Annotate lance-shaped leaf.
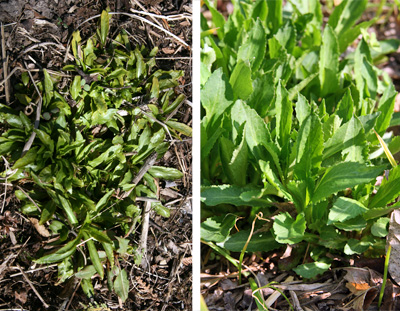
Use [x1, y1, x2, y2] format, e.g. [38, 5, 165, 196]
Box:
[319, 24, 339, 96]
[201, 184, 272, 207]
[99, 10, 109, 46]
[237, 19, 266, 72]
[35, 235, 81, 264]
[219, 131, 248, 187]
[328, 0, 367, 42]
[354, 39, 377, 101]
[201, 68, 234, 130]
[369, 165, 400, 208]
[229, 59, 253, 100]
[231, 100, 282, 176]
[275, 81, 292, 160]
[114, 268, 129, 302]
[375, 83, 397, 137]
[294, 113, 323, 181]
[83, 232, 104, 279]
[323, 116, 368, 163]
[311, 162, 384, 203]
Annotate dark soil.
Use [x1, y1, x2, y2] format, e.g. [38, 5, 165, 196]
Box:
[0, 0, 192, 310]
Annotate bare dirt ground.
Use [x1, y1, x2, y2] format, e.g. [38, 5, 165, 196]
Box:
[0, 1, 192, 310]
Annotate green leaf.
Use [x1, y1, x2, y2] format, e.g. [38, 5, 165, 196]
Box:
[150, 76, 159, 99]
[86, 225, 113, 244]
[114, 268, 129, 302]
[319, 24, 339, 96]
[364, 206, 395, 220]
[294, 261, 331, 279]
[34, 128, 54, 153]
[324, 116, 367, 163]
[219, 132, 248, 187]
[81, 279, 94, 298]
[288, 73, 318, 101]
[273, 212, 306, 244]
[371, 217, 390, 237]
[336, 89, 354, 123]
[333, 216, 367, 231]
[328, 0, 367, 41]
[83, 232, 104, 279]
[88, 145, 122, 168]
[201, 68, 234, 130]
[221, 230, 280, 252]
[237, 19, 266, 72]
[266, 0, 282, 33]
[201, 215, 237, 243]
[148, 166, 183, 180]
[57, 257, 74, 284]
[275, 21, 296, 54]
[166, 120, 192, 137]
[229, 59, 253, 100]
[101, 241, 115, 267]
[134, 48, 145, 79]
[327, 197, 367, 225]
[90, 89, 108, 113]
[294, 113, 323, 181]
[354, 39, 377, 101]
[43, 69, 54, 105]
[75, 265, 97, 279]
[275, 81, 292, 157]
[369, 165, 400, 208]
[203, 0, 225, 40]
[231, 101, 282, 177]
[152, 202, 170, 218]
[311, 162, 384, 203]
[247, 73, 274, 117]
[100, 10, 110, 46]
[70, 75, 81, 100]
[344, 238, 371, 255]
[201, 184, 271, 207]
[375, 83, 397, 136]
[259, 160, 292, 201]
[35, 235, 81, 264]
[95, 189, 114, 212]
[39, 201, 56, 225]
[12, 146, 39, 169]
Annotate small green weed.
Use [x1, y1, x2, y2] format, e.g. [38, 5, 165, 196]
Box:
[201, 0, 399, 285]
[0, 11, 190, 301]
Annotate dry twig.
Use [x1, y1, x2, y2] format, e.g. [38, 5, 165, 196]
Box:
[1, 23, 9, 103]
[16, 263, 49, 309]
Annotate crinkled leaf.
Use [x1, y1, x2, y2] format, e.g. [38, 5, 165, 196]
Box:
[273, 212, 306, 244]
[201, 215, 237, 243]
[344, 238, 372, 255]
[328, 197, 368, 225]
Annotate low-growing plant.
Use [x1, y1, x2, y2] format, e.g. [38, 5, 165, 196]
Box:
[0, 11, 190, 300]
[201, 0, 400, 280]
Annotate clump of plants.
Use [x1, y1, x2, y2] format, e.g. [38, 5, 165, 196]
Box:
[201, 0, 400, 280]
[0, 11, 190, 301]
